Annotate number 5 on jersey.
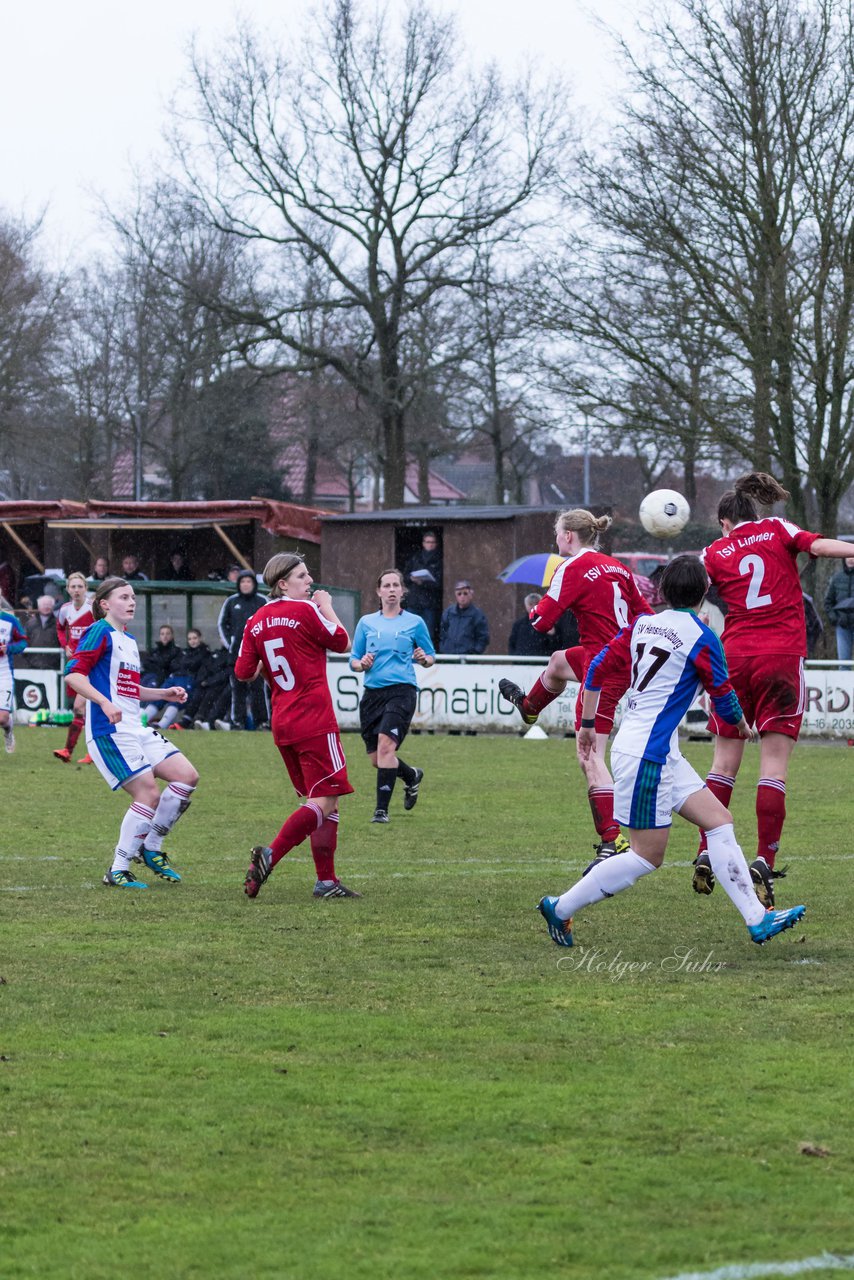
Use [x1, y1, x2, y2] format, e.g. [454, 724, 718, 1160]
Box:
[264, 637, 296, 690]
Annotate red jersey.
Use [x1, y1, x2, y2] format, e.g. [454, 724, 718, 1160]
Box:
[531, 549, 653, 658]
[701, 517, 820, 658]
[56, 599, 95, 653]
[234, 597, 349, 746]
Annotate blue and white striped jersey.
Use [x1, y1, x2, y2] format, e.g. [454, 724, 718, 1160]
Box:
[586, 608, 743, 763]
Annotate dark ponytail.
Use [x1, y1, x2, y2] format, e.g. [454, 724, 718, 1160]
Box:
[717, 472, 789, 525]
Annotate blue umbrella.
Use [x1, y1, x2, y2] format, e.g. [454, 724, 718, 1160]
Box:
[498, 553, 566, 588]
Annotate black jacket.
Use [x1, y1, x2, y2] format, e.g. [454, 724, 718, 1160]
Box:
[405, 548, 443, 612]
[143, 640, 181, 685]
[824, 564, 854, 629]
[217, 587, 267, 655]
[508, 615, 553, 657]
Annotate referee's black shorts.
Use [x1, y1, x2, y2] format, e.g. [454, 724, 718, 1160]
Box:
[359, 682, 418, 753]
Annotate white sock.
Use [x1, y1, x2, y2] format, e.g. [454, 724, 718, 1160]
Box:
[705, 823, 765, 926]
[158, 704, 180, 729]
[112, 801, 155, 872]
[145, 782, 195, 852]
[556, 850, 656, 920]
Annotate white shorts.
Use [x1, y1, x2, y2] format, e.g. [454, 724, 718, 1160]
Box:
[88, 724, 180, 790]
[611, 748, 704, 830]
[0, 674, 13, 714]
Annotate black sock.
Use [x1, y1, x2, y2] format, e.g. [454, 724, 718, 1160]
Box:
[396, 758, 416, 785]
[376, 768, 397, 811]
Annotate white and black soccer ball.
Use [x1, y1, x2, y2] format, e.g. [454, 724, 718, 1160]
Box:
[639, 489, 691, 539]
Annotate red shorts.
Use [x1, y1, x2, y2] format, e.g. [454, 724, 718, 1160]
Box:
[708, 653, 805, 740]
[277, 731, 354, 798]
[569, 645, 630, 735]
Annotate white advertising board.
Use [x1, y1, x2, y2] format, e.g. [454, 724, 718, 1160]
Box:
[327, 657, 854, 739]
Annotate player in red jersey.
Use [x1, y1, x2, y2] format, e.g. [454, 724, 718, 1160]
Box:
[500, 508, 654, 867]
[693, 472, 854, 906]
[236, 552, 360, 901]
[54, 572, 96, 764]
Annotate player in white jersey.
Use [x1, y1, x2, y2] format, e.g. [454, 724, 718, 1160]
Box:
[0, 592, 28, 754]
[66, 577, 200, 889]
[535, 557, 806, 950]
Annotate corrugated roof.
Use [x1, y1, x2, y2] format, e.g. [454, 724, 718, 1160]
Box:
[321, 504, 554, 522]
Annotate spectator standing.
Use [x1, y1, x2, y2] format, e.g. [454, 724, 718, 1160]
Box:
[823, 555, 854, 660]
[121, 554, 149, 581]
[439, 581, 489, 655]
[24, 596, 61, 669]
[508, 593, 553, 657]
[404, 531, 443, 643]
[90, 557, 110, 583]
[162, 548, 194, 581]
[217, 569, 268, 728]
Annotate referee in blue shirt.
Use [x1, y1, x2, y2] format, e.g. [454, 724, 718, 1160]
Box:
[350, 568, 436, 822]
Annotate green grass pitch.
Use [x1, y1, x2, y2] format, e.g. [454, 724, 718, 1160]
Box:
[1, 727, 853, 1279]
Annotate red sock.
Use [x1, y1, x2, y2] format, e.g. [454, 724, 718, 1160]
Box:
[524, 675, 561, 717]
[270, 802, 324, 868]
[588, 787, 619, 842]
[756, 778, 786, 868]
[696, 773, 735, 854]
[310, 812, 339, 882]
[66, 716, 84, 752]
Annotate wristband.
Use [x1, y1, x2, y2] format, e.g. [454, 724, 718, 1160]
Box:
[580, 717, 596, 729]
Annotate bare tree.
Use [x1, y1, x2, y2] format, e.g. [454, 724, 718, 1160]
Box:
[0, 212, 65, 496]
[107, 182, 268, 499]
[459, 246, 555, 503]
[171, 0, 567, 506]
[541, 0, 854, 532]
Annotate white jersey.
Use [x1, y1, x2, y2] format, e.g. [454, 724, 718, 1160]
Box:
[586, 608, 742, 763]
[65, 619, 143, 736]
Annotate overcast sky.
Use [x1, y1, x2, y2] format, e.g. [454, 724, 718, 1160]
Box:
[1, 0, 634, 263]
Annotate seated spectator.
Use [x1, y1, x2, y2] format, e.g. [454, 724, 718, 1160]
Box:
[21, 595, 61, 669]
[142, 624, 181, 686]
[89, 556, 110, 582]
[162, 548, 194, 581]
[439, 581, 490, 655]
[177, 646, 234, 730]
[120, 554, 149, 581]
[508, 593, 554, 657]
[147, 628, 213, 729]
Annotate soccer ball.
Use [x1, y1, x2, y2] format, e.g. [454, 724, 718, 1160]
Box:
[639, 489, 691, 539]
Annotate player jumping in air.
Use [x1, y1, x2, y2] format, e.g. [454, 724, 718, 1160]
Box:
[536, 555, 806, 950]
[693, 472, 854, 906]
[65, 577, 199, 888]
[500, 508, 653, 871]
[236, 553, 360, 900]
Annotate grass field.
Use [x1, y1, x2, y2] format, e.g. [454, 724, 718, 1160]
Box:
[1, 726, 853, 1280]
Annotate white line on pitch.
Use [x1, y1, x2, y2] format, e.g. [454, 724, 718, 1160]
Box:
[658, 1250, 854, 1280]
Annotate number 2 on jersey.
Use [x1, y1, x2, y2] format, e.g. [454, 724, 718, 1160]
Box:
[739, 554, 772, 609]
[264, 637, 296, 690]
[631, 643, 670, 692]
